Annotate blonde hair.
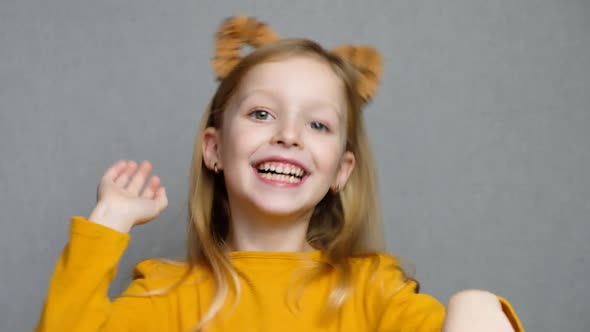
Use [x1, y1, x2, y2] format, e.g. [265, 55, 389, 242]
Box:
[145, 38, 403, 331]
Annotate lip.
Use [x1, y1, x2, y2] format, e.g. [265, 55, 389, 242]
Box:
[251, 156, 310, 187]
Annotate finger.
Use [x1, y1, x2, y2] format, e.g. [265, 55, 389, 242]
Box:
[127, 161, 152, 195]
[114, 161, 138, 186]
[140, 175, 160, 199]
[154, 187, 168, 210]
[102, 160, 128, 182]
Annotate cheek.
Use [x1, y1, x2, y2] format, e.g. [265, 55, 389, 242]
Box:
[310, 138, 345, 170]
[220, 122, 267, 161]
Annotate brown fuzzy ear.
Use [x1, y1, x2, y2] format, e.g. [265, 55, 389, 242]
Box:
[213, 16, 279, 80]
[331, 46, 383, 103]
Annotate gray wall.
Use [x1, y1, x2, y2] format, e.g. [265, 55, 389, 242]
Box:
[1, 1, 588, 331]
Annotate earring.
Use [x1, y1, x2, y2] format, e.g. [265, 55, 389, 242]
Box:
[213, 162, 219, 174]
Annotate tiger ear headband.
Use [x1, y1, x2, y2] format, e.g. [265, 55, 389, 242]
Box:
[212, 16, 383, 104]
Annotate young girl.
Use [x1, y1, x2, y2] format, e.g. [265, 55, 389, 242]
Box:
[35, 16, 523, 332]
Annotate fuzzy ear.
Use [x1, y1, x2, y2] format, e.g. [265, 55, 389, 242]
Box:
[213, 16, 279, 80]
[331, 45, 383, 103]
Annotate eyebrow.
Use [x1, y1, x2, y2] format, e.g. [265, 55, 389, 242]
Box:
[236, 88, 344, 119]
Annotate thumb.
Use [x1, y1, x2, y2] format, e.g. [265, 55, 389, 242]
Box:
[154, 187, 168, 211]
[139, 187, 168, 218]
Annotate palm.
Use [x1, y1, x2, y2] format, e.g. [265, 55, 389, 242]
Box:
[96, 160, 168, 226]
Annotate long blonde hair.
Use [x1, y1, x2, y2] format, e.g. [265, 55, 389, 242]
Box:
[168, 38, 389, 331]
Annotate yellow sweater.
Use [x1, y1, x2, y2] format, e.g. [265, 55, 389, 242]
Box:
[35, 216, 523, 332]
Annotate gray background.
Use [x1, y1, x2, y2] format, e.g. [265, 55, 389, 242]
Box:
[1, 0, 589, 331]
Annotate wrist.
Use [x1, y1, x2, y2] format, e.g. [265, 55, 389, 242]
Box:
[88, 202, 133, 234]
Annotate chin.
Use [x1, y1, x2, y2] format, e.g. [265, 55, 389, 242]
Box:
[255, 204, 306, 217]
[249, 199, 311, 218]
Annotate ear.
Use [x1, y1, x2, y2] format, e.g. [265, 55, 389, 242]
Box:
[332, 151, 356, 192]
[202, 127, 222, 170]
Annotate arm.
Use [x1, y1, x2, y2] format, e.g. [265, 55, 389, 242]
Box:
[34, 216, 158, 332]
[36, 160, 169, 331]
[370, 255, 523, 332]
[377, 285, 523, 332]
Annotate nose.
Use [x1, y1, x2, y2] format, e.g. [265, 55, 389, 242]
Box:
[271, 117, 303, 149]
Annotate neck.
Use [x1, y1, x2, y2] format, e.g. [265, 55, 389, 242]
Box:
[226, 200, 315, 252]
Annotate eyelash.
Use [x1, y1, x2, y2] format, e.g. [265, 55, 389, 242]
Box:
[310, 121, 330, 132]
[247, 108, 331, 132]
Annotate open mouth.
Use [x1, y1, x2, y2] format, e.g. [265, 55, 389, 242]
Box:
[254, 161, 307, 184]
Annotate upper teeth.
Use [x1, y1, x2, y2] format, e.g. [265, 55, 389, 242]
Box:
[257, 162, 304, 177]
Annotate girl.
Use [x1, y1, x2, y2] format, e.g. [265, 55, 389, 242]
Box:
[35, 16, 523, 332]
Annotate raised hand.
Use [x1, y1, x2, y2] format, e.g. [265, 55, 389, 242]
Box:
[88, 160, 168, 233]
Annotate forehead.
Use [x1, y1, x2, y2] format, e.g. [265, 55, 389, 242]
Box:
[234, 56, 346, 112]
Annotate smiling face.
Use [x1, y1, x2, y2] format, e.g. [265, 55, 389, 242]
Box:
[203, 55, 355, 220]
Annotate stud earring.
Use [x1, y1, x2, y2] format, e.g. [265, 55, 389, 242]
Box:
[213, 162, 219, 174]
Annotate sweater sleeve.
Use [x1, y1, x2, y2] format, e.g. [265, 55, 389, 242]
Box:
[34, 216, 160, 332]
[375, 279, 446, 332]
[366, 255, 445, 331]
[498, 296, 525, 332]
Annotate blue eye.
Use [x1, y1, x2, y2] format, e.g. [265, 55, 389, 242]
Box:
[249, 109, 273, 120]
[310, 121, 329, 132]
